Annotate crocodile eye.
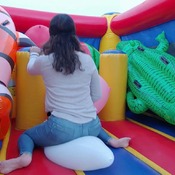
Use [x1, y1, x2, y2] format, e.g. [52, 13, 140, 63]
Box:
[137, 46, 144, 51]
[160, 56, 169, 65]
[134, 80, 142, 89]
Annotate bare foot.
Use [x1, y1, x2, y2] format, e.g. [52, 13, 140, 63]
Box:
[108, 137, 131, 148]
[0, 153, 32, 174]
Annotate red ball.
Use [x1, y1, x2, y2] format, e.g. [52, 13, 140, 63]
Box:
[25, 25, 49, 48]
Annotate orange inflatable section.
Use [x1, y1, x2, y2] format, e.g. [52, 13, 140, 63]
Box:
[0, 6, 17, 139]
[0, 95, 12, 139]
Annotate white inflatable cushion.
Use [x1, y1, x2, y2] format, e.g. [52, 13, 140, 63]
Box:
[44, 136, 114, 171]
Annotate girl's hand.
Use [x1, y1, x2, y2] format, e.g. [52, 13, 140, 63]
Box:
[30, 46, 42, 54]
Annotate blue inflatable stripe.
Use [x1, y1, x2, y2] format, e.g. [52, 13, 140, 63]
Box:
[103, 50, 125, 54]
[84, 148, 160, 175]
[126, 111, 175, 137]
[121, 20, 175, 48]
[79, 37, 101, 51]
[0, 140, 2, 149]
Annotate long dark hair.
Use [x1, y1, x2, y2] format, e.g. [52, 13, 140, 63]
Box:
[42, 14, 84, 75]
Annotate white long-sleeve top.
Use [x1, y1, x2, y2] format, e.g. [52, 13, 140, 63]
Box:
[27, 51, 102, 124]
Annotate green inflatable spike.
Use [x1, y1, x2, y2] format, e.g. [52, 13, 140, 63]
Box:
[116, 31, 175, 125]
[85, 43, 100, 70]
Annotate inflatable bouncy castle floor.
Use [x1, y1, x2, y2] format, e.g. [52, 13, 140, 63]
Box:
[0, 0, 175, 174]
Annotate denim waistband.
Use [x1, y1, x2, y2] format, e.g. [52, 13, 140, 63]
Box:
[49, 114, 99, 126]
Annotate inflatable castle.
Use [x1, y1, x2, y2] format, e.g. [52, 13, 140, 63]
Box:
[0, 0, 175, 174]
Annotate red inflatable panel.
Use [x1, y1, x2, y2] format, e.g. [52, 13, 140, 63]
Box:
[102, 120, 175, 174]
[111, 0, 175, 35]
[2, 6, 107, 38]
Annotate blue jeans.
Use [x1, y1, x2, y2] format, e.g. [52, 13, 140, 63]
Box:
[18, 115, 111, 155]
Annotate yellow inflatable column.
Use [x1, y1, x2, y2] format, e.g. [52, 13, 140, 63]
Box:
[99, 14, 121, 53]
[98, 51, 128, 121]
[15, 51, 47, 130]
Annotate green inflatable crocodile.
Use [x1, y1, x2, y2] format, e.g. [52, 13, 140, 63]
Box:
[116, 31, 175, 125]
